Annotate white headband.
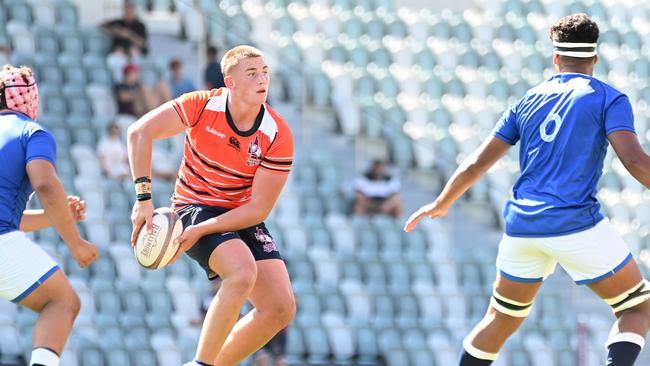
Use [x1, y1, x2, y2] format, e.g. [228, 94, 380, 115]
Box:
[553, 41, 597, 58]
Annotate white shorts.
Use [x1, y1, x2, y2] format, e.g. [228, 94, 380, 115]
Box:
[496, 218, 632, 285]
[0, 231, 59, 302]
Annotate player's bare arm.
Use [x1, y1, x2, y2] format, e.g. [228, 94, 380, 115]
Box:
[171, 169, 289, 262]
[20, 196, 86, 232]
[404, 135, 511, 232]
[26, 160, 98, 267]
[609, 130, 650, 188]
[127, 102, 186, 244]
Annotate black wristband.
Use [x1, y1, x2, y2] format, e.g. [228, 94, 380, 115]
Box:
[134, 176, 151, 184]
[136, 193, 152, 201]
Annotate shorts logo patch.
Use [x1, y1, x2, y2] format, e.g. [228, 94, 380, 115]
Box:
[255, 227, 277, 253]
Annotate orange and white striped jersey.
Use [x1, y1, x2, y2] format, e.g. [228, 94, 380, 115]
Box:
[170, 88, 293, 209]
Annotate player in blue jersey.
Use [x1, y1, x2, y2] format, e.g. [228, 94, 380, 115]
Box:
[0, 65, 98, 366]
[405, 14, 650, 366]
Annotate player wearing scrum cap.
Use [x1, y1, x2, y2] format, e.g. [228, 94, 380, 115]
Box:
[405, 14, 650, 366]
[128, 45, 295, 366]
[0, 64, 98, 366]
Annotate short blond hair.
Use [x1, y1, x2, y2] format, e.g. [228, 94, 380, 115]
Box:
[220, 45, 264, 76]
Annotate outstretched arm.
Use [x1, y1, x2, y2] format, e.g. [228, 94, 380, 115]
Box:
[404, 136, 512, 232]
[26, 161, 98, 267]
[609, 130, 650, 188]
[20, 196, 86, 232]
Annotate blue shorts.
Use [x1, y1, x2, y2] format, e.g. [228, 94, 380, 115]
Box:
[176, 204, 282, 280]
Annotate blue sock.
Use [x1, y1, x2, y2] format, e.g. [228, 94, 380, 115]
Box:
[606, 342, 642, 366]
[458, 350, 494, 366]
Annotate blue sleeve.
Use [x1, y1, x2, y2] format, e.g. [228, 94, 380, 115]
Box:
[492, 101, 520, 145]
[605, 94, 635, 135]
[25, 130, 57, 166]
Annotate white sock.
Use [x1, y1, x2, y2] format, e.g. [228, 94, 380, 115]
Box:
[30, 347, 60, 366]
[182, 360, 213, 366]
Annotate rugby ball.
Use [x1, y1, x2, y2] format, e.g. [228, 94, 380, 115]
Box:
[134, 207, 183, 269]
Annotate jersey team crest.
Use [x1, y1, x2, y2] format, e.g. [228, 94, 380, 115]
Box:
[246, 135, 262, 166]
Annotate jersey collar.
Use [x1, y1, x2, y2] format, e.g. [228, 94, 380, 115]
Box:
[225, 98, 265, 137]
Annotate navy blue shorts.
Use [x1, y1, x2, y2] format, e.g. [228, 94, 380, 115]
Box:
[176, 204, 282, 280]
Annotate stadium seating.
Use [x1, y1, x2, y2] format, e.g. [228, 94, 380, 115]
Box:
[4, 0, 650, 364]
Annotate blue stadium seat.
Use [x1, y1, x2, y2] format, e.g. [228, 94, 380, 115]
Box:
[96, 290, 121, 315]
[385, 17, 408, 37]
[326, 43, 348, 64]
[364, 259, 386, 288]
[328, 323, 355, 363]
[103, 348, 131, 366]
[79, 347, 105, 366]
[453, 19, 474, 44]
[123, 326, 150, 350]
[295, 292, 321, 327]
[122, 289, 148, 314]
[509, 348, 532, 366]
[274, 13, 296, 37]
[365, 18, 385, 40]
[284, 326, 305, 364]
[151, 0, 174, 12]
[6, 1, 33, 24]
[90, 255, 117, 281]
[39, 66, 65, 86]
[55, 0, 79, 28]
[58, 29, 85, 55]
[378, 327, 403, 356]
[0, 5, 7, 24]
[387, 263, 411, 295]
[83, 27, 111, 55]
[411, 348, 436, 366]
[430, 17, 452, 39]
[130, 348, 157, 366]
[322, 290, 347, 316]
[340, 260, 363, 283]
[146, 290, 174, 316]
[304, 326, 331, 364]
[395, 295, 419, 328]
[34, 27, 59, 55]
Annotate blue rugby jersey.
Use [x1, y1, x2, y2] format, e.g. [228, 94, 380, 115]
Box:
[493, 73, 635, 237]
[0, 112, 56, 234]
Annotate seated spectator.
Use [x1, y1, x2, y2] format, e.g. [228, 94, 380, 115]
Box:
[102, 0, 148, 82]
[169, 58, 196, 98]
[353, 159, 404, 218]
[115, 63, 171, 117]
[97, 123, 130, 181]
[115, 63, 147, 117]
[204, 45, 225, 90]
